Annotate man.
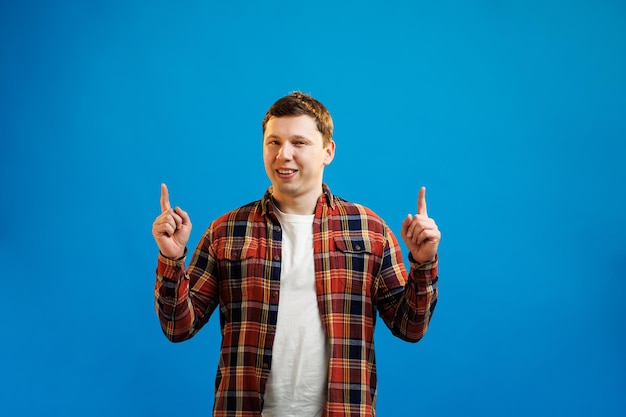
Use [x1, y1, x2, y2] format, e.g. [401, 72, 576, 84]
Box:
[152, 92, 440, 417]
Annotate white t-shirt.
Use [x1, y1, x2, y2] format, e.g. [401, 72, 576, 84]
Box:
[262, 207, 329, 417]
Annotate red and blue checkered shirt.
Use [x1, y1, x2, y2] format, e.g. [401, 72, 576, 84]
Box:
[155, 184, 438, 417]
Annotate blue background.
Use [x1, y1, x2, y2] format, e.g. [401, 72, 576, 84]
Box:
[1, 1, 625, 416]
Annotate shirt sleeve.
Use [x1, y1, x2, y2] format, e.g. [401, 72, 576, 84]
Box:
[374, 227, 439, 343]
[154, 230, 220, 342]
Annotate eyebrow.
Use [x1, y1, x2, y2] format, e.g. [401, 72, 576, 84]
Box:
[265, 134, 310, 141]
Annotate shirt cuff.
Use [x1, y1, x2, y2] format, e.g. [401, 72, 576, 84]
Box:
[408, 253, 438, 284]
[157, 248, 188, 280]
[408, 253, 438, 270]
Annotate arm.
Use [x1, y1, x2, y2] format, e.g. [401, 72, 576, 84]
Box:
[376, 186, 441, 341]
[154, 238, 219, 342]
[152, 183, 218, 342]
[375, 231, 439, 342]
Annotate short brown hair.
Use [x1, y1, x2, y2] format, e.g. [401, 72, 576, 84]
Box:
[262, 91, 334, 146]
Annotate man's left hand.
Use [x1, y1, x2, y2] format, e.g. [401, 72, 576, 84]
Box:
[400, 186, 441, 264]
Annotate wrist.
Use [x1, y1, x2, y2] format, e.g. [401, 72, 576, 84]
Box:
[410, 252, 437, 265]
[160, 248, 186, 261]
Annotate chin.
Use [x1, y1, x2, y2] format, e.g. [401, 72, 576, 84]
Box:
[274, 183, 303, 196]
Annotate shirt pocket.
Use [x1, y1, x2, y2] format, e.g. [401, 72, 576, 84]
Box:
[216, 238, 263, 309]
[334, 236, 373, 296]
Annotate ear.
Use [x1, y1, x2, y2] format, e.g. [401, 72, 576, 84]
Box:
[323, 139, 336, 166]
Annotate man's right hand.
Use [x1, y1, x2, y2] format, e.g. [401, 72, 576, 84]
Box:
[152, 183, 192, 259]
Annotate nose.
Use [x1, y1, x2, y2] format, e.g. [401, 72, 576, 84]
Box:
[277, 143, 294, 160]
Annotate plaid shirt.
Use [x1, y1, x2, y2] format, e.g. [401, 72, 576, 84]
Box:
[155, 184, 438, 417]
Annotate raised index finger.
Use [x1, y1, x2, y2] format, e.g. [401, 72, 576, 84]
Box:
[417, 186, 428, 216]
[160, 183, 171, 213]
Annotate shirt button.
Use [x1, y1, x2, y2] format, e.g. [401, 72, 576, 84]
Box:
[273, 255, 280, 261]
[263, 363, 269, 369]
[271, 291, 278, 298]
[355, 244, 361, 250]
[275, 226, 281, 233]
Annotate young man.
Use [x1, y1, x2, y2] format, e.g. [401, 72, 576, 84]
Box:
[152, 92, 440, 417]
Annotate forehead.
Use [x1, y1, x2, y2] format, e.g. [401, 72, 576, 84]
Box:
[264, 115, 321, 138]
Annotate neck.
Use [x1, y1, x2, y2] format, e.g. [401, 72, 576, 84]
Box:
[272, 189, 321, 215]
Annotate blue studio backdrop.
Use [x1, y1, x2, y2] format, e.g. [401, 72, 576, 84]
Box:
[1, 1, 625, 416]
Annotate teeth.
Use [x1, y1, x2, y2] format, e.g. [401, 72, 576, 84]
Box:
[278, 170, 295, 174]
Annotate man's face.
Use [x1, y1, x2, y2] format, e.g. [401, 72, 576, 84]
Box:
[263, 115, 335, 208]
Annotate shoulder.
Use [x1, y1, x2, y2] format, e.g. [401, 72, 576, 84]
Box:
[216, 200, 262, 221]
[330, 195, 387, 233]
[326, 195, 395, 255]
[332, 194, 383, 220]
[209, 200, 264, 237]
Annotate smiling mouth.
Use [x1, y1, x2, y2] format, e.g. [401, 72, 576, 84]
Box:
[277, 169, 297, 175]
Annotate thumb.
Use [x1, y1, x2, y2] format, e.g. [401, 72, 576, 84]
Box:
[401, 213, 412, 236]
[176, 206, 192, 228]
